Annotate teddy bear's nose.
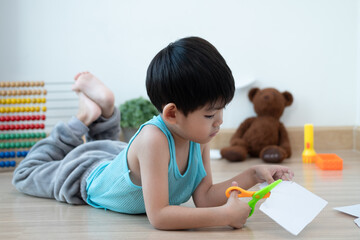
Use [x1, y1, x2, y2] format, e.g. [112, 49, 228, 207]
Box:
[264, 95, 270, 100]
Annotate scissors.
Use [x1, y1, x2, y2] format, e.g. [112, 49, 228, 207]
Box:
[225, 179, 282, 217]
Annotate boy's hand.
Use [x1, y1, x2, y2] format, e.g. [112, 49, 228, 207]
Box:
[251, 165, 294, 184]
[224, 181, 251, 229]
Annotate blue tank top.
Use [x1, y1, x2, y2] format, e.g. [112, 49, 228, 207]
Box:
[86, 115, 207, 214]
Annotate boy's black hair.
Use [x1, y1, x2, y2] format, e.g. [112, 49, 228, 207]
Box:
[146, 36, 235, 116]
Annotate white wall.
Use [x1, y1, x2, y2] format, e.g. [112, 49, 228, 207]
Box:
[0, 0, 358, 129]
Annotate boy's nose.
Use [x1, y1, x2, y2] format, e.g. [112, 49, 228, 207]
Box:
[217, 118, 223, 126]
[214, 112, 223, 127]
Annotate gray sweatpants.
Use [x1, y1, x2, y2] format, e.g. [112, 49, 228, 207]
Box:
[12, 108, 127, 205]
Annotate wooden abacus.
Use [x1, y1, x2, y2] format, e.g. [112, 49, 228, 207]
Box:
[0, 81, 45, 88]
[0, 80, 77, 172]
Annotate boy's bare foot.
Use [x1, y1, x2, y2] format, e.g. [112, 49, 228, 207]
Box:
[72, 72, 115, 118]
[76, 92, 102, 126]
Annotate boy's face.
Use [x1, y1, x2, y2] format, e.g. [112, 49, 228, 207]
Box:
[174, 102, 224, 144]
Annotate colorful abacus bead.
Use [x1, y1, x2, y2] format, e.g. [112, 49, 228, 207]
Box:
[0, 160, 16, 168]
[0, 141, 37, 149]
[0, 123, 46, 131]
[0, 115, 46, 122]
[0, 151, 15, 158]
[16, 151, 28, 157]
[0, 132, 46, 139]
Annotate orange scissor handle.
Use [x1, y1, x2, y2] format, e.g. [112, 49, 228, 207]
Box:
[225, 186, 271, 199]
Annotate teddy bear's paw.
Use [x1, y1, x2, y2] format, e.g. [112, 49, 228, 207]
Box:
[260, 147, 286, 163]
[220, 147, 247, 162]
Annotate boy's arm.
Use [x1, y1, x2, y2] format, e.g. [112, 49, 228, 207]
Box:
[192, 143, 258, 208]
[192, 144, 294, 208]
[136, 127, 249, 230]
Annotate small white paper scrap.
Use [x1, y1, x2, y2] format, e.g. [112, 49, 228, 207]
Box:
[259, 181, 328, 236]
[354, 218, 360, 228]
[334, 204, 360, 218]
[210, 149, 221, 159]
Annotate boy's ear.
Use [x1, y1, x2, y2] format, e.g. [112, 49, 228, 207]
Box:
[162, 103, 177, 124]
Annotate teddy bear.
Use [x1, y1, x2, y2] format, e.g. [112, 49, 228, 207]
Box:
[220, 87, 293, 163]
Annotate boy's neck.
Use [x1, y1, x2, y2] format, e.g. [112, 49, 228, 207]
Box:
[161, 116, 190, 148]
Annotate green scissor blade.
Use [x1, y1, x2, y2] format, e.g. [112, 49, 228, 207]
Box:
[247, 179, 282, 217]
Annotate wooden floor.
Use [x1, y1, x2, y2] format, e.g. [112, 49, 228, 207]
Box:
[1, 150, 359, 240]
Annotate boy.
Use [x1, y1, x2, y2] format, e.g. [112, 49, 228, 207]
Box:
[13, 37, 293, 230]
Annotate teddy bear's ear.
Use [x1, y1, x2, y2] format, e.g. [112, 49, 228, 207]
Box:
[282, 91, 293, 106]
[248, 88, 260, 102]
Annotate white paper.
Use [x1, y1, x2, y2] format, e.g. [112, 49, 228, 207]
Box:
[334, 204, 360, 218]
[210, 149, 221, 159]
[259, 181, 328, 236]
[354, 218, 360, 228]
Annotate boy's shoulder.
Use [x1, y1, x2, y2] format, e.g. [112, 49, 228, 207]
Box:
[129, 124, 170, 163]
[134, 124, 168, 147]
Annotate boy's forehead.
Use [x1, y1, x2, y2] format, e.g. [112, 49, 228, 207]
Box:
[204, 101, 224, 111]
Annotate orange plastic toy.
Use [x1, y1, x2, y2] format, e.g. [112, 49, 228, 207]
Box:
[316, 153, 343, 170]
[302, 124, 343, 170]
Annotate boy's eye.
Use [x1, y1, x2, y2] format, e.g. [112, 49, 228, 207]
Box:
[205, 115, 215, 119]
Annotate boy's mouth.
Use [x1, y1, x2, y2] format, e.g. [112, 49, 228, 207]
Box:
[210, 130, 219, 137]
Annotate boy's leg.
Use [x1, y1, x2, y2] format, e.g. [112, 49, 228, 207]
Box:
[73, 72, 121, 141]
[12, 93, 104, 204]
[86, 107, 121, 141]
[76, 91, 102, 126]
[72, 72, 115, 118]
[12, 117, 91, 204]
